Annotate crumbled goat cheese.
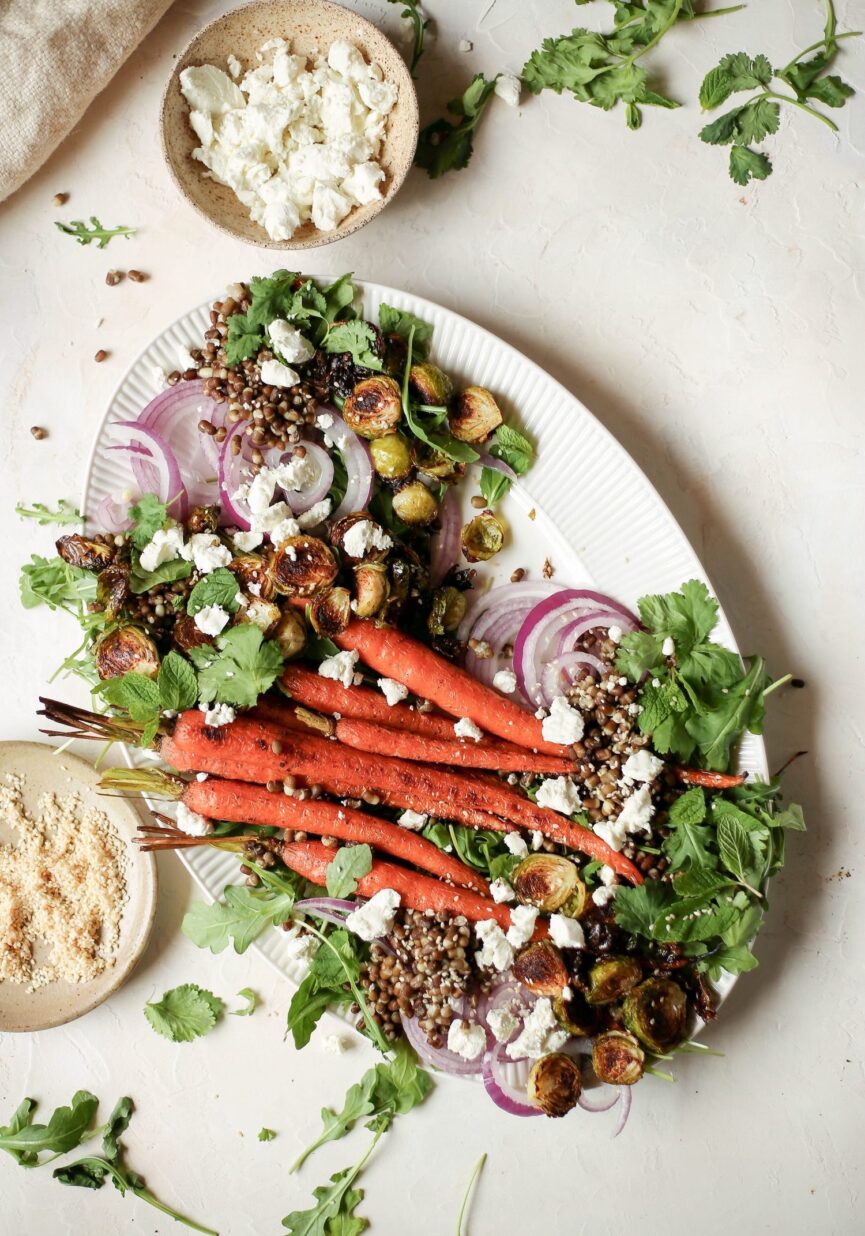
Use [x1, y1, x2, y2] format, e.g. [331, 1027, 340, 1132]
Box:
[616, 783, 655, 835]
[138, 525, 187, 573]
[345, 888, 400, 941]
[504, 833, 529, 857]
[593, 819, 625, 852]
[233, 529, 263, 552]
[270, 517, 302, 547]
[506, 998, 568, 1061]
[244, 469, 277, 513]
[475, 920, 515, 972]
[275, 455, 320, 492]
[379, 677, 409, 706]
[454, 716, 484, 742]
[531, 830, 544, 851]
[227, 53, 242, 79]
[592, 886, 617, 908]
[493, 668, 517, 694]
[316, 411, 334, 430]
[259, 358, 300, 389]
[621, 749, 665, 784]
[561, 985, 573, 1001]
[342, 519, 393, 558]
[397, 809, 428, 831]
[549, 914, 586, 949]
[201, 702, 236, 727]
[296, 498, 332, 529]
[541, 695, 585, 745]
[176, 802, 213, 837]
[662, 637, 675, 657]
[486, 1007, 518, 1044]
[607, 624, 623, 643]
[251, 501, 295, 535]
[447, 1019, 487, 1061]
[535, 776, 582, 816]
[506, 904, 538, 948]
[194, 604, 230, 636]
[188, 532, 233, 574]
[494, 72, 522, 107]
[599, 865, 617, 887]
[489, 878, 515, 904]
[195, 772, 209, 782]
[319, 649, 360, 688]
[321, 1033, 348, 1054]
[283, 927, 319, 973]
[268, 319, 315, 364]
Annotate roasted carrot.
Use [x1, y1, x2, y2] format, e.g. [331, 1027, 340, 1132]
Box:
[331, 619, 569, 758]
[334, 717, 574, 774]
[674, 767, 746, 789]
[184, 777, 489, 895]
[281, 840, 548, 938]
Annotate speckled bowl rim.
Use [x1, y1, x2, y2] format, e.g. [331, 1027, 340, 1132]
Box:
[159, 0, 420, 250]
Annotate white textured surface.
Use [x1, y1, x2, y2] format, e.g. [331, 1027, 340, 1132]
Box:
[1, 2, 863, 1234]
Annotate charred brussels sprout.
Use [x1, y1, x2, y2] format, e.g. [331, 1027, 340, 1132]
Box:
[343, 376, 402, 439]
[449, 386, 503, 444]
[353, 563, 389, 618]
[56, 534, 115, 572]
[552, 989, 597, 1037]
[229, 554, 273, 600]
[527, 1053, 582, 1118]
[236, 596, 281, 636]
[585, 956, 643, 1006]
[392, 481, 439, 527]
[622, 978, 688, 1054]
[173, 614, 214, 654]
[96, 564, 130, 620]
[369, 432, 412, 479]
[460, 512, 505, 563]
[309, 586, 352, 638]
[513, 940, 569, 996]
[427, 586, 468, 636]
[409, 362, 454, 406]
[186, 505, 219, 535]
[592, 1031, 645, 1086]
[95, 626, 160, 681]
[513, 854, 579, 912]
[330, 514, 391, 563]
[410, 441, 461, 480]
[270, 537, 338, 597]
[271, 609, 307, 660]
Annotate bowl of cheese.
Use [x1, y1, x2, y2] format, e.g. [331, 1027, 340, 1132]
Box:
[161, 0, 419, 248]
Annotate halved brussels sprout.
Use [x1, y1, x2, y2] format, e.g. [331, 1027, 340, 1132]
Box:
[513, 940, 570, 996]
[173, 614, 214, 654]
[330, 514, 391, 563]
[56, 534, 115, 572]
[235, 596, 281, 635]
[585, 956, 643, 1006]
[392, 481, 439, 526]
[552, 989, 597, 1037]
[343, 376, 402, 439]
[461, 513, 505, 563]
[370, 432, 412, 479]
[513, 854, 579, 912]
[95, 626, 160, 681]
[427, 586, 468, 636]
[309, 586, 352, 638]
[409, 362, 454, 406]
[410, 440, 460, 480]
[230, 553, 273, 600]
[591, 1031, 645, 1086]
[270, 537, 338, 596]
[271, 609, 307, 660]
[186, 505, 219, 535]
[96, 564, 130, 620]
[449, 386, 503, 443]
[527, 1053, 582, 1118]
[353, 563, 389, 618]
[622, 978, 688, 1054]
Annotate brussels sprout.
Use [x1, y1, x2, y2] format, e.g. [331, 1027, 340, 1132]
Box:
[562, 875, 590, 920]
[173, 613, 215, 654]
[271, 609, 307, 660]
[96, 564, 130, 620]
[95, 626, 160, 681]
[370, 432, 412, 479]
[622, 978, 688, 1054]
[427, 586, 468, 636]
[449, 386, 503, 444]
[343, 376, 403, 439]
[229, 553, 273, 600]
[309, 586, 352, 638]
[585, 956, 643, 1006]
[460, 513, 505, 563]
[392, 481, 439, 526]
[330, 514, 391, 563]
[409, 362, 454, 406]
[552, 989, 597, 1037]
[513, 854, 579, 912]
[186, 505, 219, 535]
[591, 1031, 645, 1086]
[527, 1053, 582, 1118]
[235, 596, 281, 635]
[353, 563, 389, 618]
[513, 940, 570, 996]
[270, 537, 338, 596]
[410, 440, 461, 480]
[56, 534, 115, 572]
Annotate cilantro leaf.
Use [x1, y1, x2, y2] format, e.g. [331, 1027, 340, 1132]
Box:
[233, 988, 258, 1016]
[613, 880, 673, 937]
[323, 321, 383, 370]
[128, 494, 168, 548]
[729, 145, 772, 185]
[735, 97, 780, 145]
[226, 312, 265, 366]
[684, 655, 770, 771]
[415, 74, 499, 179]
[378, 304, 433, 358]
[190, 624, 284, 707]
[182, 884, 296, 954]
[187, 567, 242, 616]
[15, 499, 82, 526]
[326, 845, 373, 898]
[144, 984, 223, 1042]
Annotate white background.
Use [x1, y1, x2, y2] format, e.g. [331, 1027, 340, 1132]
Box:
[1, 2, 864, 1233]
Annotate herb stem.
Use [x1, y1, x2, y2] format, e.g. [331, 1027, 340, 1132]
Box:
[762, 672, 793, 698]
[456, 1152, 487, 1236]
[131, 1184, 218, 1235]
[301, 919, 392, 1056]
[763, 89, 839, 131]
[690, 4, 746, 18]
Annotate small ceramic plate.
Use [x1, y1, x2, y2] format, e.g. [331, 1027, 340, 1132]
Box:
[0, 742, 157, 1033]
[160, 0, 419, 249]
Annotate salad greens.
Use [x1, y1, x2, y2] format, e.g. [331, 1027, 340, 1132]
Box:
[55, 217, 136, 248]
[143, 984, 224, 1042]
[259, 1127, 277, 1142]
[456, 1153, 487, 1236]
[189, 625, 285, 709]
[233, 987, 259, 1016]
[15, 499, 82, 526]
[225, 270, 363, 366]
[415, 74, 500, 179]
[325, 844, 373, 898]
[387, 0, 429, 77]
[481, 424, 535, 505]
[182, 883, 297, 954]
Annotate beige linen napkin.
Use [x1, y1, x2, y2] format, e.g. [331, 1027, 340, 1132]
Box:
[0, 0, 173, 203]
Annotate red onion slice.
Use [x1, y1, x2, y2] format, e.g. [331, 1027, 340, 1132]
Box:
[430, 485, 461, 586]
[276, 443, 334, 514]
[400, 1013, 486, 1076]
[612, 1085, 633, 1137]
[218, 421, 254, 529]
[133, 380, 221, 507]
[327, 412, 374, 521]
[457, 581, 563, 644]
[92, 494, 133, 533]
[482, 1046, 542, 1117]
[578, 1086, 622, 1114]
[111, 422, 187, 519]
[475, 452, 518, 483]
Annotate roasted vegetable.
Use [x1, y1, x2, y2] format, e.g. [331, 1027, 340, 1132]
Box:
[513, 940, 569, 996]
[309, 586, 352, 638]
[330, 514, 391, 563]
[513, 854, 579, 912]
[409, 362, 454, 406]
[427, 586, 468, 636]
[353, 563, 389, 618]
[410, 441, 460, 479]
[56, 534, 115, 572]
[270, 537, 338, 596]
[585, 956, 643, 1006]
[449, 386, 503, 443]
[186, 505, 220, 535]
[95, 626, 160, 681]
[552, 989, 597, 1037]
[271, 609, 307, 660]
[461, 512, 505, 562]
[230, 553, 273, 600]
[370, 432, 412, 479]
[172, 614, 214, 654]
[622, 978, 688, 1053]
[392, 481, 439, 526]
[527, 1053, 582, 1118]
[96, 564, 130, 620]
[236, 596, 281, 635]
[343, 375, 403, 439]
[592, 1031, 645, 1086]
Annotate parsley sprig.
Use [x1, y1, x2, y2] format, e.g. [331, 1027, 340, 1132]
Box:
[55, 217, 136, 248]
[387, 0, 430, 76]
[415, 74, 500, 178]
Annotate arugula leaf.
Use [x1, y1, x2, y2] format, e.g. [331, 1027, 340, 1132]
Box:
[323, 321, 383, 370]
[490, 423, 534, 475]
[15, 499, 82, 526]
[286, 975, 344, 1051]
[233, 987, 258, 1016]
[128, 494, 168, 548]
[187, 567, 242, 616]
[19, 555, 96, 613]
[190, 624, 285, 707]
[0, 1091, 98, 1166]
[326, 845, 373, 898]
[55, 217, 136, 248]
[378, 303, 433, 358]
[144, 984, 223, 1042]
[415, 74, 499, 178]
[259, 1127, 277, 1142]
[182, 884, 296, 954]
[480, 467, 511, 505]
[283, 1135, 378, 1236]
[399, 327, 478, 463]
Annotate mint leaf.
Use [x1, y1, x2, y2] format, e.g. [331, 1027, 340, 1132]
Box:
[157, 651, 198, 712]
[479, 467, 511, 506]
[490, 424, 534, 475]
[668, 787, 706, 827]
[144, 984, 223, 1042]
[187, 567, 241, 617]
[716, 815, 755, 884]
[326, 845, 373, 898]
[98, 672, 160, 723]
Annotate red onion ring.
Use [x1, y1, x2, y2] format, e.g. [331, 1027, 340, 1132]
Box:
[276, 443, 334, 514]
[430, 485, 461, 586]
[457, 581, 563, 644]
[134, 380, 221, 506]
[482, 1045, 542, 1117]
[612, 1085, 633, 1137]
[111, 422, 187, 519]
[92, 494, 133, 533]
[578, 1086, 622, 1114]
[541, 652, 608, 700]
[400, 1013, 486, 1076]
[326, 412, 374, 521]
[218, 420, 254, 529]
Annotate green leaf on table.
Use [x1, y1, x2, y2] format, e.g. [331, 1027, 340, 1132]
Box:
[0, 1091, 98, 1166]
[182, 884, 296, 954]
[15, 499, 82, 526]
[189, 624, 285, 708]
[415, 74, 499, 178]
[187, 567, 242, 617]
[729, 146, 772, 185]
[326, 845, 373, 898]
[259, 1127, 277, 1142]
[233, 987, 258, 1016]
[144, 984, 223, 1042]
[55, 217, 136, 248]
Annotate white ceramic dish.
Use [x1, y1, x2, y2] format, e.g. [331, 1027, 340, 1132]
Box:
[81, 279, 769, 1019]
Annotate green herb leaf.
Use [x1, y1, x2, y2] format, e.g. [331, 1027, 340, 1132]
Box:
[129, 554, 192, 594]
[613, 880, 673, 937]
[55, 217, 136, 248]
[716, 815, 756, 884]
[233, 987, 258, 1016]
[19, 555, 97, 613]
[668, 787, 706, 827]
[729, 145, 772, 185]
[386, 0, 429, 76]
[15, 499, 82, 526]
[490, 423, 534, 476]
[415, 74, 499, 178]
[128, 494, 168, 548]
[182, 884, 296, 954]
[479, 467, 511, 505]
[226, 312, 265, 366]
[157, 651, 199, 713]
[98, 672, 160, 723]
[323, 321, 383, 370]
[144, 984, 223, 1042]
[0, 1091, 98, 1166]
[187, 567, 242, 616]
[190, 624, 285, 707]
[378, 303, 433, 358]
[259, 1127, 277, 1142]
[326, 845, 373, 898]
